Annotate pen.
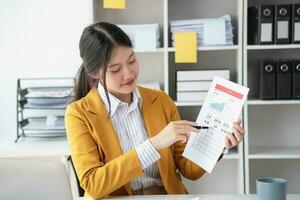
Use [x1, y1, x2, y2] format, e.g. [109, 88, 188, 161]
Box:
[192, 125, 211, 129]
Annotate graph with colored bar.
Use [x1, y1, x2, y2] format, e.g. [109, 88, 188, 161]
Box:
[210, 102, 225, 112]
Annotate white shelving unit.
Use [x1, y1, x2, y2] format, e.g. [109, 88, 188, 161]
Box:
[167, 0, 244, 194]
[243, 0, 300, 194]
[168, 0, 243, 194]
[94, 0, 244, 194]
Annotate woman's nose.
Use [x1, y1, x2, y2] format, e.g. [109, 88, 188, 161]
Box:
[123, 65, 134, 79]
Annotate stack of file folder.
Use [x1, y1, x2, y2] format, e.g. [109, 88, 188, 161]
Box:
[170, 15, 234, 46]
[23, 87, 73, 109]
[20, 116, 65, 131]
[16, 78, 75, 141]
[260, 59, 300, 100]
[248, 4, 300, 44]
[176, 69, 230, 102]
[117, 24, 160, 51]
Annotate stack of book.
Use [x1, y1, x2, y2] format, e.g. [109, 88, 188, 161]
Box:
[176, 69, 230, 102]
[170, 15, 234, 46]
[117, 24, 160, 51]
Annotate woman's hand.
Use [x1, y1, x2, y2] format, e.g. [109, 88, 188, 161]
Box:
[150, 120, 199, 150]
[224, 119, 245, 149]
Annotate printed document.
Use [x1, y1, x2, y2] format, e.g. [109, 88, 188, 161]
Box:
[183, 76, 249, 173]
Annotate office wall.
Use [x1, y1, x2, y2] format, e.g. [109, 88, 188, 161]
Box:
[0, 0, 93, 140]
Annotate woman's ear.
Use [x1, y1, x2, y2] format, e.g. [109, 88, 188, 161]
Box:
[88, 77, 99, 88]
[89, 70, 103, 80]
[99, 70, 104, 81]
[88, 73, 99, 80]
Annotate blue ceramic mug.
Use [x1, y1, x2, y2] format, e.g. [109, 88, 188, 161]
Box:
[256, 177, 287, 200]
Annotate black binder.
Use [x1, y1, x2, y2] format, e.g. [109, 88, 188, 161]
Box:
[275, 4, 292, 44]
[292, 4, 300, 43]
[277, 60, 292, 99]
[259, 5, 275, 44]
[248, 6, 259, 45]
[259, 60, 276, 99]
[292, 60, 300, 99]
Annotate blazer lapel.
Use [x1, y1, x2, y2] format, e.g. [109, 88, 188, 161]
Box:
[85, 87, 132, 194]
[138, 87, 172, 189]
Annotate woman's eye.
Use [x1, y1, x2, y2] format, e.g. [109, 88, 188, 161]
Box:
[110, 68, 120, 73]
[129, 59, 136, 64]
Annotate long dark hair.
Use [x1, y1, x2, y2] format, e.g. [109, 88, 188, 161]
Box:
[74, 21, 132, 114]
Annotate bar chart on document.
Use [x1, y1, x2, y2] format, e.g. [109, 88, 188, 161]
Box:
[199, 82, 247, 136]
[183, 76, 249, 173]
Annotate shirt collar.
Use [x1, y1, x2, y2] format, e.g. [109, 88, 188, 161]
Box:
[97, 82, 142, 116]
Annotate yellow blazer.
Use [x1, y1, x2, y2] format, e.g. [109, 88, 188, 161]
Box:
[65, 86, 205, 199]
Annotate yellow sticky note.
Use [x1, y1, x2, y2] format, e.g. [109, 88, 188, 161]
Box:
[103, 0, 126, 9]
[175, 32, 197, 63]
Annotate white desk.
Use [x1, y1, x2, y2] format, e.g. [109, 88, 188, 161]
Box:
[1, 140, 299, 200]
[76, 194, 300, 200]
[0, 137, 69, 157]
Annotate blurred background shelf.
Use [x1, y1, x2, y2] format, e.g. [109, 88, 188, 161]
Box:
[247, 44, 300, 50]
[16, 78, 74, 142]
[168, 45, 240, 52]
[247, 100, 300, 105]
[248, 146, 300, 159]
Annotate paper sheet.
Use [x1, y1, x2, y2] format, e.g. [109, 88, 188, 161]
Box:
[261, 23, 273, 42]
[183, 76, 249, 173]
[135, 28, 157, 51]
[203, 19, 226, 45]
[277, 21, 289, 39]
[295, 22, 300, 41]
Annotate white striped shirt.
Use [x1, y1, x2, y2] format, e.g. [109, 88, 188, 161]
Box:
[98, 83, 163, 190]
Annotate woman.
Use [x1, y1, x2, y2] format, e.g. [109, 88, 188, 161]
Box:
[65, 21, 244, 199]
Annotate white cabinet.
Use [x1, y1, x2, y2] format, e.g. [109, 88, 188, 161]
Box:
[243, 0, 300, 194]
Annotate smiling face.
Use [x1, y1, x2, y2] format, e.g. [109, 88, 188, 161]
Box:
[99, 45, 139, 102]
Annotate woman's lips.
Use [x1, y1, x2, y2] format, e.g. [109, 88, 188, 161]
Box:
[123, 79, 134, 86]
